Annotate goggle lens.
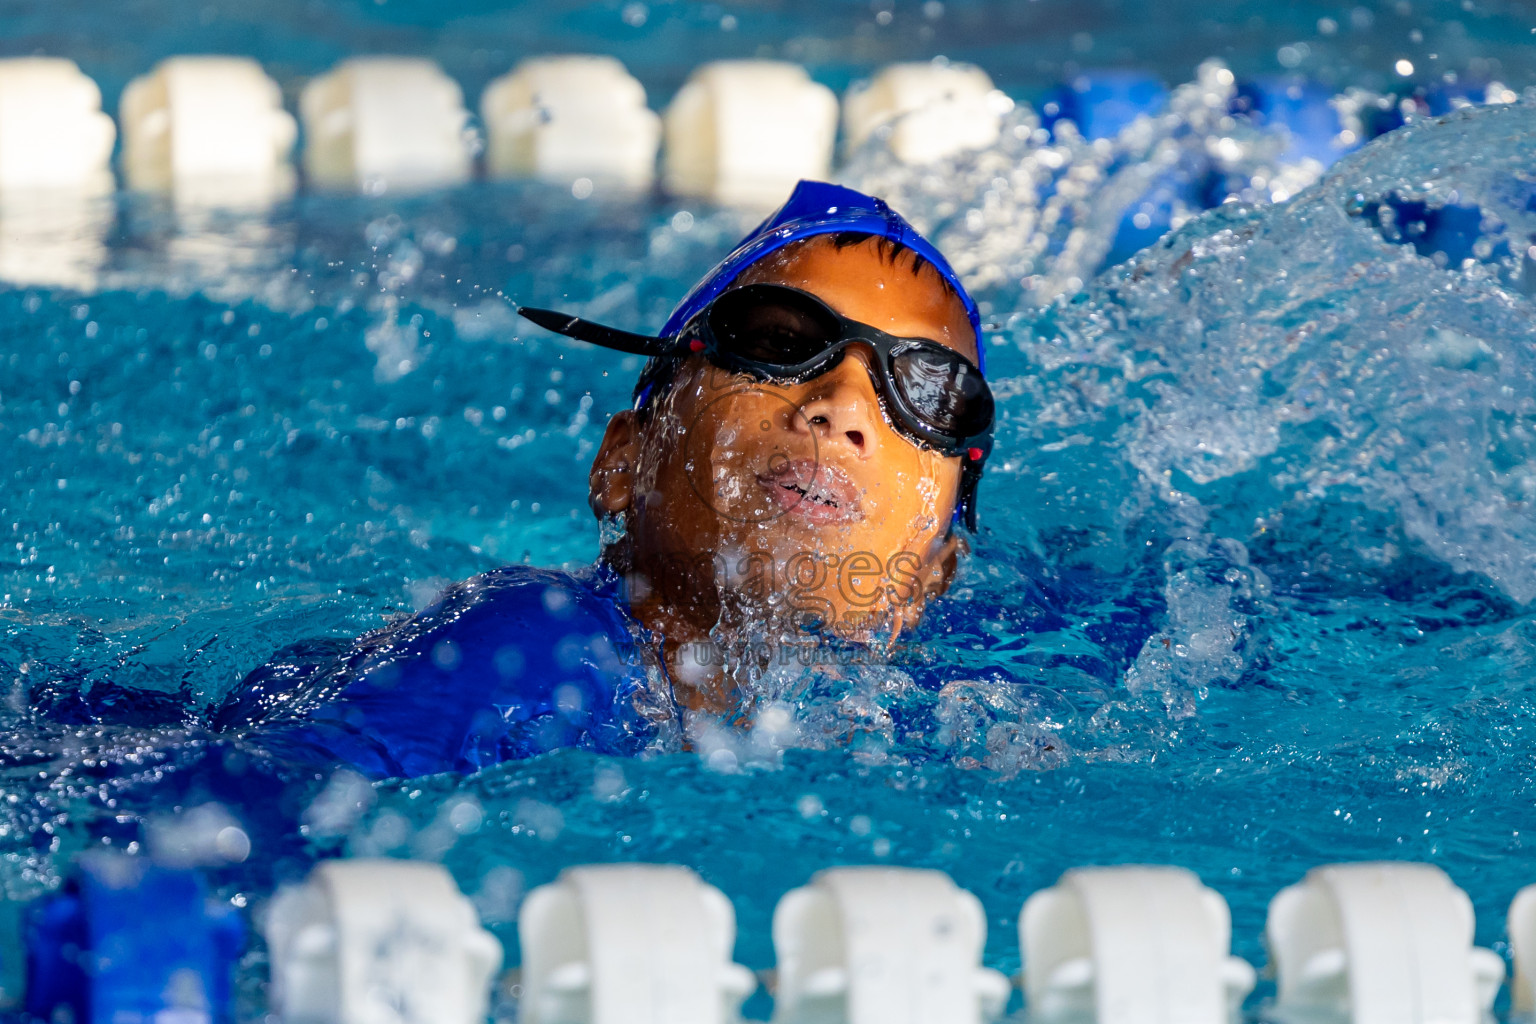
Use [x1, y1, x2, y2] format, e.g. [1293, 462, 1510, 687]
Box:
[891, 346, 994, 438]
[707, 287, 839, 365]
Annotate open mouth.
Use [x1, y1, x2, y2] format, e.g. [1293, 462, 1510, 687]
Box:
[756, 458, 865, 524]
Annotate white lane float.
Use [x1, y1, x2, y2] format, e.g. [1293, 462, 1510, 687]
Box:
[120, 56, 297, 207]
[1265, 862, 1503, 1024]
[1511, 883, 1536, 1016]
[300, 57, 473, 193]
[264, 858, 503, 1024]
[772, 866, 1010, 1024]
[1021, 865, 1255, 1024]
[842, 62, 1011, 165]
[663, 60, 837, 208]
[0, 57, 116, 289]
[0, 56, 115, 192]
[482, 55, 661, 190]
[519, 863, 757, 1024]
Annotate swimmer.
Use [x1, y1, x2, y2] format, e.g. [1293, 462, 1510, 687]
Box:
[215, 181, 994, 778]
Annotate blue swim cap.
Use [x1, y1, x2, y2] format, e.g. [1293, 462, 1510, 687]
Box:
[661, 180, 985, 373]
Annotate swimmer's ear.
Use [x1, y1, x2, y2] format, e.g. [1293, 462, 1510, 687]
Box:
[590, 411, 642, 518]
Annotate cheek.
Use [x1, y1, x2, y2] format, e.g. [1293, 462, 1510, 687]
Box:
[642, 390, 793, 525]
[860, 447, 959, 537]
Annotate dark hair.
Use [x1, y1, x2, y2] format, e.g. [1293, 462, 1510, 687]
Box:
[826, 230, 943, 283]
[631, 231, 963, 415]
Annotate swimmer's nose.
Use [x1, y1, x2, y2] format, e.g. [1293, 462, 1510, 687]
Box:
[793, 350, 880, 457]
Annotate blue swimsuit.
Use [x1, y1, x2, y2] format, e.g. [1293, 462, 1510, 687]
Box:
[214, 565, 678, 778]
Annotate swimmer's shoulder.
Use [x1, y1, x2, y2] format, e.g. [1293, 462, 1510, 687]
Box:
[421, 562, 633, 636]
[373, 562, 649, 681]
[215, 562, 673, 775]
[219, 563, 640, 722]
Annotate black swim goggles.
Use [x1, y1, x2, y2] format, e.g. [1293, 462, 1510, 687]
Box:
[517, 283, 995, 529]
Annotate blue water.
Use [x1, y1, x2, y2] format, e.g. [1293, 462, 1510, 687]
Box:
[5, 0, 1536, 1016]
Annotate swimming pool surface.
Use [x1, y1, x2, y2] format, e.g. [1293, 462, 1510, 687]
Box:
[3, 0, 1536, 1016]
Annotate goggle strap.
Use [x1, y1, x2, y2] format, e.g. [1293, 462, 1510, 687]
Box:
[960, 458, 982, 532]
[518, 306, 679, 357]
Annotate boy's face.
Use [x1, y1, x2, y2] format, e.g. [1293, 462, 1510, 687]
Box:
[592, 236, 978, 644]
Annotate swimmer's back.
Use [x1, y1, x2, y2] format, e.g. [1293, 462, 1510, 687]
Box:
[215, 565, 676, 778]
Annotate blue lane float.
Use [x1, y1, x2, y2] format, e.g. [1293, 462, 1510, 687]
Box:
[24, 854, 243, 1024]
[1039, 70, 1170, 142]
[1229, 75, 1353, 167]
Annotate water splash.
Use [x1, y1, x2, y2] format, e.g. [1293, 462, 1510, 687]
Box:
[1006, 101, 1536, 605]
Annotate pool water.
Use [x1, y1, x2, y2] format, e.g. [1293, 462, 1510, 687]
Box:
[4, 0, 1536, 1017]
